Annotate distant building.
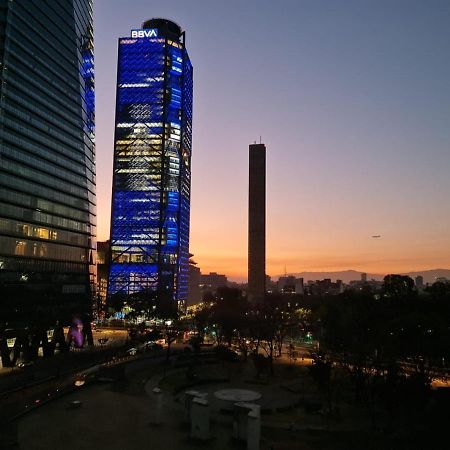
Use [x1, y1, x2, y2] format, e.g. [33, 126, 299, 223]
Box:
[248, 143, 266, 301]
[266, 275, 277, 293]
[305, 278, 344, 296]
[361, 272, 367, 283]
[278, 276, 297, 293]
[200, 272, 228, 295]
[227, 281, 244, 290]
[188, 254, 201, 306]
[348, 278, 383, 292]
[415, 275, 424, 290]
[277, 276, 304, 294]
[295, 278, 304, 294]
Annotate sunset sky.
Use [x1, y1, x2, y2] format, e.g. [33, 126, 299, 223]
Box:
[94, 0, 450, 281]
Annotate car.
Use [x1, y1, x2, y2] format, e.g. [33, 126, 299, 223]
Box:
[98, 337, 109, 346]
[144, 341, 163, 351]
[67, 400, 83, 410]
[17, 361, 34, 368]
[215, 345, 240, 362]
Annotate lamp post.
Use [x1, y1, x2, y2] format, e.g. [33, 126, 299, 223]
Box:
[163, 319, 175, 377]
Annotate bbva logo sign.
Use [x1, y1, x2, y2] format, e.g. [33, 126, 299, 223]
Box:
[131, 29, 158, 38]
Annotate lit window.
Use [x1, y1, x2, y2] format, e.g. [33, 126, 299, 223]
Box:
[15, 241, 26, 256]
[37, 228, 49, 239]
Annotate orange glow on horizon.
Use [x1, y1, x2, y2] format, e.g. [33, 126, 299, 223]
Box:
[93, 1, 450, 286]
[97, 220, 450, 282]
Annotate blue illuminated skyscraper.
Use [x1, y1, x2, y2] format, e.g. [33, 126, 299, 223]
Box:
[108, 19, 193, 310]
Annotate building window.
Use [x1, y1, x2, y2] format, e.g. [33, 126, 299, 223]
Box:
[15, 241, 26, 255]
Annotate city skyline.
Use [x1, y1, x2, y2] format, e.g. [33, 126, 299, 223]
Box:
[94, 0, 450, 281]
[1, 4, 449, 445]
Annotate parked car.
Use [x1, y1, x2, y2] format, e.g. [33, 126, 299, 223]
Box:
[143, 341, 163, 351]
[17, 361, 34, 368]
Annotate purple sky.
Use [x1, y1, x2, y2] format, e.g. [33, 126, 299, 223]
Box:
[94, 0, 450, 281]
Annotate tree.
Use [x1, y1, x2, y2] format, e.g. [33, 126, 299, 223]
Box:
[108, 291, 128, 313]
[209, 287, 248, 346]
[247, 294, 291, 375]
[163, 319, 179, 364]
[308, 352, 332, 413]
[383, 274, 416, 298]
[426, 280, 450, 300]
[287, 343, 297, 366]
[194, 306, 211, 341]
[312, 287, 450, 431]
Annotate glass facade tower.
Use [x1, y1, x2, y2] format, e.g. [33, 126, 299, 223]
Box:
[108, 19, 192, 310]
[0, 0, 96, 326]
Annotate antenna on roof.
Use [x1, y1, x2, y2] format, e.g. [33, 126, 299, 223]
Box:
[259, 136, 262, 144]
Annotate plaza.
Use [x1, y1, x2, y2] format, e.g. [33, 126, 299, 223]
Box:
[14, 349, 381, 450]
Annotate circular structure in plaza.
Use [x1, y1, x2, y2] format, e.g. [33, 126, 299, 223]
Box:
[214, 388, 261, 403]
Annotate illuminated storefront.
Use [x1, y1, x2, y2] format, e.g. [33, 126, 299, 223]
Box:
[108, 19, 193, 310]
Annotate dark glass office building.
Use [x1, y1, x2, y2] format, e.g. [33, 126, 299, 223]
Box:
[108, 19, 193, 311]
[0, 1, 96, 328]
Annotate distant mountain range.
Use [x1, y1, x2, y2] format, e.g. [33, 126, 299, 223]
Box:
[275, 269, 450, 284]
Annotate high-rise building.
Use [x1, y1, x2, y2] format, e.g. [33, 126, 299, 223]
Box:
[108, 19, 193, 311]
[200, 272, 228, 295]
[295, 277, 305, 294]
[96, 241, 110, 318]
[266, 274, 277, 293]
[278, 275, 297, 294]
[415, 275, 424, 290]
[187, 254, 201, 306]
[248, 143, 266, 301]
[0, 1, 95, 329]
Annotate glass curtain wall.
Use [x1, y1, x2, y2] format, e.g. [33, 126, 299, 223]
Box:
[0, 0, 95, 326]
[108, 23, 192, 310]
